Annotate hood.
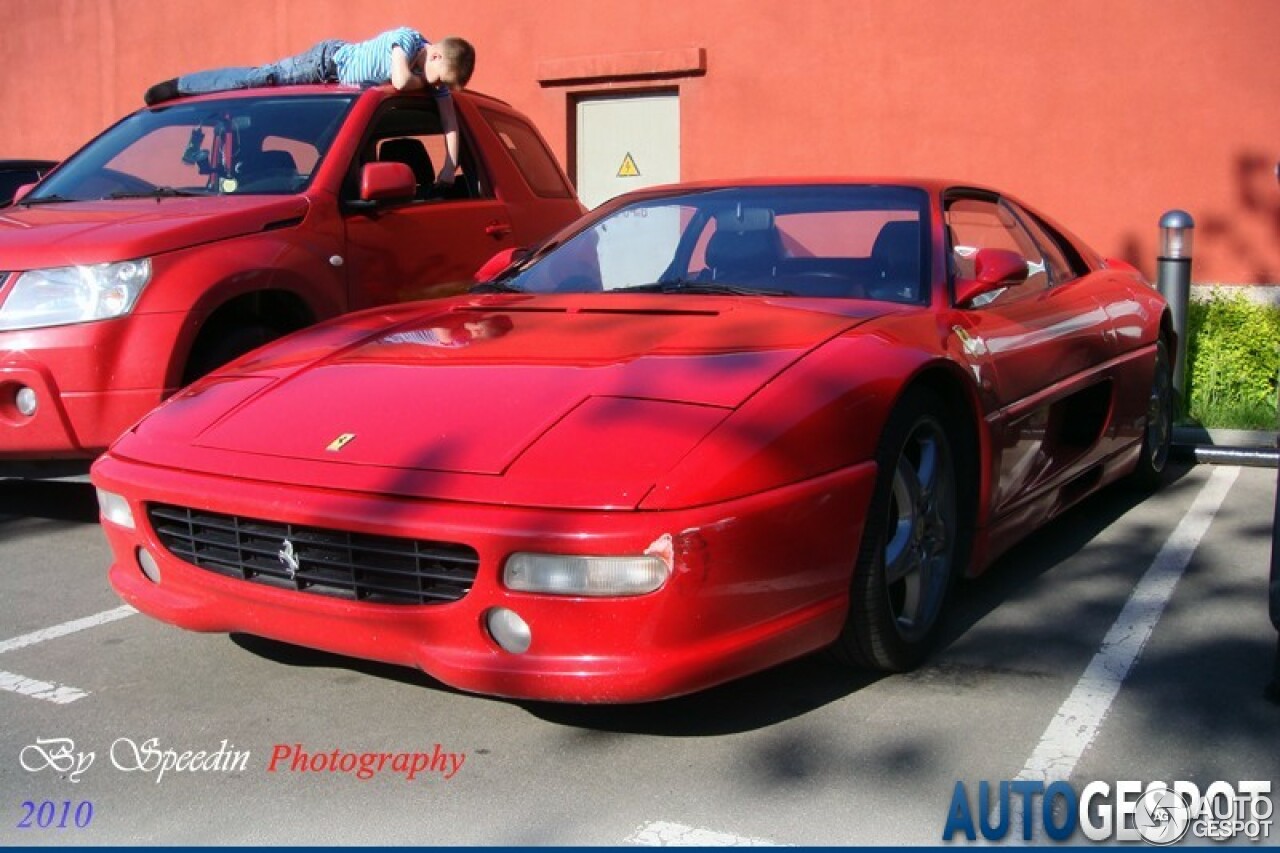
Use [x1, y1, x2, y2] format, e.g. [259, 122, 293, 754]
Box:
[0, 196, 310, 269]
[122, 295, 879, 508]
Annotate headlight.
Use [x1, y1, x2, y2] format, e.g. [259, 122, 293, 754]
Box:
[95, 488, 136, 530]
[0, 258, 152, 331]
[504, 552, 669, 596]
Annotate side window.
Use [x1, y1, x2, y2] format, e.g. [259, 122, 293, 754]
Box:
[946, 196, 1048, 307]
[347, 101, 482, 201]
[1010, 204, 1091, 285]
[479, 108, 575, 199]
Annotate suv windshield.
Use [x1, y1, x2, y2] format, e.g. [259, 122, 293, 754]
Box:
[504, 185, 931, 304]
[28, 95, 356, 202]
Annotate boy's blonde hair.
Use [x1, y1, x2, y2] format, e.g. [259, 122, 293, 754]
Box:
[438, 36, 476, 88]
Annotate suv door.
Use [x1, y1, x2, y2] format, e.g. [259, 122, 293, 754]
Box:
[340, 97, 517, 310]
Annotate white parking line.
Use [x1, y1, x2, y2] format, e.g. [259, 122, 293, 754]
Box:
[627, 820, 780, 846]
[1016, 465, 1240, 782]
[0, 604, 137, 704]
[0, 604, 135, 655]
[0, 670, 88, 704]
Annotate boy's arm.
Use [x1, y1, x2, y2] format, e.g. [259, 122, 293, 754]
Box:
[437, 95, 460, 184]
[390, 45, 424, 90]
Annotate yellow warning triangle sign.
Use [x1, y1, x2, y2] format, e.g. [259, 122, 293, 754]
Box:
[617, 152, 641, 178]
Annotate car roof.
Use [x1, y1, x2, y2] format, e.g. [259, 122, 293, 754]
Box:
[621, 176, 995, 196]
[142, 84, 508, 109]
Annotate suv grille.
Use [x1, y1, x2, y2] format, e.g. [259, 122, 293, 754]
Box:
[146, 504, 478, 605]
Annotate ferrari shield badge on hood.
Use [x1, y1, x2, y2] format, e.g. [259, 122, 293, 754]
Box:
[326, 433, 356, 453]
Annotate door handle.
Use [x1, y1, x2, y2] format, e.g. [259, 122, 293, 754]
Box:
[485, 221, 513, 239]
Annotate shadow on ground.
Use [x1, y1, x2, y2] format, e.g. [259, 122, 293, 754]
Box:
[0, 479, 99, 525]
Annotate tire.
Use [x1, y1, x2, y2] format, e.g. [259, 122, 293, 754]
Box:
[1127, 337, 1173, 491]
[183, 323, 281, 385]
[833, 387, 961, 672]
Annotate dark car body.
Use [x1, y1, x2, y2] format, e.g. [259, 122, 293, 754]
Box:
[0, 159, 57, 206]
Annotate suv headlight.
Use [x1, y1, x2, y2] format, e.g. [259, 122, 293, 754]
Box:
[0, 258, 152, 331]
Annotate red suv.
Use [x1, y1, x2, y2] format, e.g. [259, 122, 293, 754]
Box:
[0, 86, 582, 474]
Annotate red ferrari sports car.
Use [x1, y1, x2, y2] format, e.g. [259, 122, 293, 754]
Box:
[92, 179, 1173, 703]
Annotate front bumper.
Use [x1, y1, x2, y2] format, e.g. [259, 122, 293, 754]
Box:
[0, 314, 186, 459]
[93, 453, 877, 703]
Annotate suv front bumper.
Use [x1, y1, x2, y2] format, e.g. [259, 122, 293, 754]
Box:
[0, 314, 186, 459]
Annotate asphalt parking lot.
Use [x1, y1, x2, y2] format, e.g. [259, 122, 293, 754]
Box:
[0, 461, 1277, 846]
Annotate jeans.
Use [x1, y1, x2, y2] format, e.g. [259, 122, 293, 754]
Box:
[177, 39, 343, 95]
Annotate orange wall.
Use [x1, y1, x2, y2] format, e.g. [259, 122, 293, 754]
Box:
[2, 0, 1278, 284]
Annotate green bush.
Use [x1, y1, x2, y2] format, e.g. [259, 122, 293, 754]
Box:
[1183, 289, 1280, 429]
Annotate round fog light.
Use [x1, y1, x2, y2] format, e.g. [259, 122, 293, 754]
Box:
[136, 548, 162, 583]
[14, 386, 37, 417]
[486, 607, 531, 654]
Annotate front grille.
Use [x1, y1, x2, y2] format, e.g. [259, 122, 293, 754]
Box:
[146, 504, 478, 605]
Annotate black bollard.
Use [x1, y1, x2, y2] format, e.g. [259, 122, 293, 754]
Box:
[1269, 168, 1280, 704]
[1155, 210, 1195, 414]
[1269, 400, 1280, 704]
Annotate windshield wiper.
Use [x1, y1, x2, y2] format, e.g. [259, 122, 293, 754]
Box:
[470, 280, 524, 294]
[107, 187, 203, 200]
[18, 194, 76, 206]
[613, 280, 793, 297]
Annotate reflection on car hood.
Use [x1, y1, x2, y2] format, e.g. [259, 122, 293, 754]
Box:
[0, 196, 309, 269]
[120, 294, 884, 508]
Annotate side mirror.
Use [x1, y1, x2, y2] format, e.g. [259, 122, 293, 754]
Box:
[474, 247, 529, 282]
[359, 161, 416, 203]
[11, 182, 37, 204]
[954, 248, 1030, 306]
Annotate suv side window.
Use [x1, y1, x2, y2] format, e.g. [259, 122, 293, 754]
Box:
[479, 108, 575, 199]
[946, 196, 1048, 307]
[345, 99, 485, 201]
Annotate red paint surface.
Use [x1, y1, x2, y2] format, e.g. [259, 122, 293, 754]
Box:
[91, 178, 1172, 701]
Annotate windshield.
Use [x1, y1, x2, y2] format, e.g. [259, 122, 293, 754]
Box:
[503, 185, 931, 303]
[28, 95, 356, 202]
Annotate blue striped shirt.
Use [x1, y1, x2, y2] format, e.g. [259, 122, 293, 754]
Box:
[333, 27, 429, 87]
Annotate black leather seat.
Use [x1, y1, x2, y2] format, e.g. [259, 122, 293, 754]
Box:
[704, 221, 782, 284]
[869, 220, 922, 301]
[235, 150, 299, 191]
